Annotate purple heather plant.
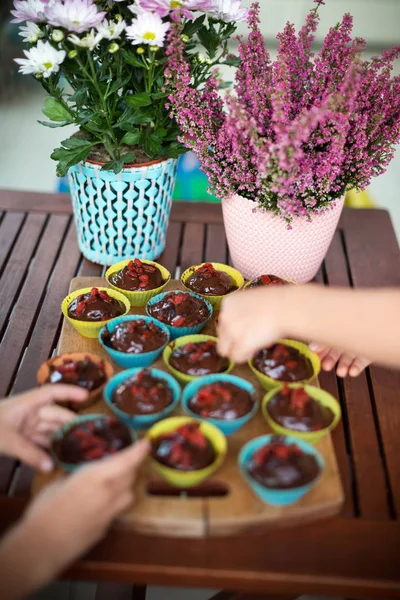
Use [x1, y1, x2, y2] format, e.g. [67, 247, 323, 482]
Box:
[166, 0, 400, 223]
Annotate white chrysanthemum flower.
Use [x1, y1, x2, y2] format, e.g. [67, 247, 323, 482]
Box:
[209, 0, 247, 23]
[11, 0, 52, 23]
[44, 0, 106, 34]
[68, 29, 104, 50]
[18, 21, 43, 43]
[126, 11, 170, 47]
[96, 15, 126, 40]
[15, 39, 66, 78]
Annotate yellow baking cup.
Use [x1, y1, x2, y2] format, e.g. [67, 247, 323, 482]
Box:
[105, 259, 171, 307]
[61, 287, 130, 339]
[262, 383, 341, 444]
[243, 275, 296, 289]
[163, 334, 234, 385]
[146, 416, 227, 488]
[249, 339, 321, 391]
[181, 263, 244, 309]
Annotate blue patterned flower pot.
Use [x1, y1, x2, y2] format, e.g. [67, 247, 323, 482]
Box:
[68, 158, 178, 266]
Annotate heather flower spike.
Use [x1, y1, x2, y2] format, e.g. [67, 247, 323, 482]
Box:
[167, 1, 400, 224]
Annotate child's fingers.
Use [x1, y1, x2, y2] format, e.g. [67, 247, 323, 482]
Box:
[336, 353, 354, 378]
[349, 357, 371, 377]
[321, 348, 342, 371]
[38, 404, 77, 426]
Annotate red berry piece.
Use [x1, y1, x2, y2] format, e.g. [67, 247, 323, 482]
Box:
[171, 315, 186, 327]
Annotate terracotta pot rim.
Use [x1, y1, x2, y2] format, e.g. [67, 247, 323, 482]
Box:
[85, 156, 169, 169]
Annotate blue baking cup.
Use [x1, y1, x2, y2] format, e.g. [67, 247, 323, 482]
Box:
[146, 290, 212, 340]
[182, 374, 259, 436]
[104, 367, 181, 430]
[99, 315, 170, 369]
[51, 413, 137, 474]
[239, 434, 324, 506]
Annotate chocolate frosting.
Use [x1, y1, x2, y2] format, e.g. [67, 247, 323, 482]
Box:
[52, 416, 131, 465]
[68, 288, 123, 322]
[109, 259, 163, 291]
[170, 340, 229, 376]
[247, 436, 320, 489]
[112, 369, 173, 415]
[148, 291, 210, 328]
[188, 382, 254, 420]
[46, 357, 106, 392]
[253, 344, 313, 382]
[151, 422, 216, 471]
[186, 263, 235, 296]
[268, 387, 334, 432]
[102, 319, 167, 354]
[248, 274, 287, 288]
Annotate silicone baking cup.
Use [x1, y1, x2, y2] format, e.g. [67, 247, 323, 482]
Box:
[146, 290, 212, 340]
[104, 367, 181, 430]
[182, 373, 259, 436]
[146, 416, 227, 488]
[239, 434, 324, 506]
[163, 334, 234, 385]
[181, 262, 244, 308]
[249, 339, 321, 391]
[105, 259, 171, 307]
[37, 352, 114, 411]
[262, 383, 341, 444]
[51, 413, 136, 473]
[61, 287, 130, 339]
[99, 315, 170, 369]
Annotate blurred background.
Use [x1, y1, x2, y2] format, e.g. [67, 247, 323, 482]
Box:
[0, 0, 399, 238]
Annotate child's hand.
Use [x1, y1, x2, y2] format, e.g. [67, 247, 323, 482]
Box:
[217, 288, 284, 363]
[0, 385, 88, 473]
[309, 343, 371, 377]
[0, 440, 150, 599]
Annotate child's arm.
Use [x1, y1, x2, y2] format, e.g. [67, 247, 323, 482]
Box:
[217, 285, 400, 369]
[0, 440, 149, 600]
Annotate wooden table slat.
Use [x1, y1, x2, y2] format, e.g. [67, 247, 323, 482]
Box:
[180, 222, 206, 271]
[205, 223, 228, 263]
[78, 258, 104, 278]
[0, 211, 25, 276]
[0, 213, 47, 337]
[0, 214, 70, 398]
[158, 221, 183, 276]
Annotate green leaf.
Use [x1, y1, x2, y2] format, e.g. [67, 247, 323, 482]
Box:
[60, 137, 94, 151]
[143, 134, 162, 158]
[223, 56, 241, 67]
[164, 141, 187, 158]
[51, 136, 94, 177]
[183, 14, 206, 38]
[106, 74, 131, 99]
[38, 120, 71, 128]
[197, 24, 220, 59]
[151, 91, 168, 100]
[121, 130, 141, 145]
[126, 92, 152, 108]
[121, 49, 145, 68]
[101, 153, 135, 174]
[42, 97, 73, 122]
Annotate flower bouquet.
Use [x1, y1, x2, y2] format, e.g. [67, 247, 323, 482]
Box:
[167, 0, 400, 281]
[11, 0, 246, 264]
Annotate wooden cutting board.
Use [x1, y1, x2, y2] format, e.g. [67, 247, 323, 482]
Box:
[32, 276, 344, 538]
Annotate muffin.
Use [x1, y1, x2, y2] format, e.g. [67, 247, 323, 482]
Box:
[188, 381, 254, 421]
[44, 355, 107, 392]
[151, 421, 216, 471]
[185, 263, 236, 296]
[169, 339, 229, 377]
[111, 369, 174, 416]
[68, 287, 124, 322]
[247, 274, 288, 288]
[148, 291, 210, 329]
[267, 385, 335, 433]
[52, 415, 132, 466]
[101, 318, 168, 354]
[108, 258, 164, 292]
[253, 343, 313, 382]
[246, 436, 321, 490]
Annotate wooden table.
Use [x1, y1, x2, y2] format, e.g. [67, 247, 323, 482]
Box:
[0, 189, 399, 600]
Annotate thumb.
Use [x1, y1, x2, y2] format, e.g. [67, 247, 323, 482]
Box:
[4, 430, 53, 473]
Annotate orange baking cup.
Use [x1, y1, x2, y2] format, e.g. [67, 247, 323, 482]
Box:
[37, 352, 114, 411]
